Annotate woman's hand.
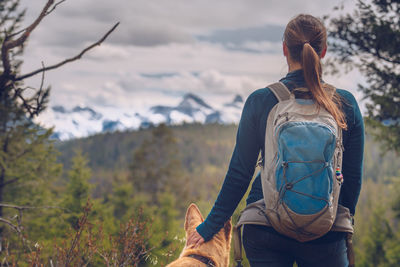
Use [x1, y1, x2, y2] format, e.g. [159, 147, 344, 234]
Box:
[187, 229, 205, 248]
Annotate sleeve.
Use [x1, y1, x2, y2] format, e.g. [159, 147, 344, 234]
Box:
[196, 92, 262, 241]
[340, 93, 365, 215]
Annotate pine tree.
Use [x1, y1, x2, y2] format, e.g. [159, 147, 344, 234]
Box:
[128, 124, 188, 265]
[0, 0, 117, 238]
[62, 150, 91, 229]
[111, 183, 133, 219]
[0, 0, 25, 71]
[327, 0, 400, 152]
[386, 236, 400, 267]
[0, 0, 60, 236]
[149, 191, 183, 265]
[129, 124, 189, 210]
[359, 206, 393, 267]
[385, 179, 400, 267]
[392, 178, 400, 219]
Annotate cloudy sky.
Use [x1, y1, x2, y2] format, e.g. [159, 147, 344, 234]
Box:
[18, 0, 363, 123]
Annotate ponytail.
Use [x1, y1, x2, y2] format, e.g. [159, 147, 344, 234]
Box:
[284, 14, 347, 130]
[302, 43, 347, 130]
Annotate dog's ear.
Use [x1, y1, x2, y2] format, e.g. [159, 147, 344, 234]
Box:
[184, 203, 204, 231]
[223, 219, 232, 241]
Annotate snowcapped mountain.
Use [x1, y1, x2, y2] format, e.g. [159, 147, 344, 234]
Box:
[43, 93, 244, 140]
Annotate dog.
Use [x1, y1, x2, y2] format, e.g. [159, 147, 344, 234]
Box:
[167, 203, 232, 267]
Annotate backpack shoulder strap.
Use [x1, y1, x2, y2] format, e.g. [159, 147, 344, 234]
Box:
[267, 82, 291, 102]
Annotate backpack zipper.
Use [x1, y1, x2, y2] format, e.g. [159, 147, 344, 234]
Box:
[275, 111, 334, 127]
[274, 112, 289, 126]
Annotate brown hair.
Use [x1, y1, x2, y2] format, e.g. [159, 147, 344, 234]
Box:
[284, 14, 347, 130]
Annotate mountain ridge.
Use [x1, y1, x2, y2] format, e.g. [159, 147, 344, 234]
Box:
[46, 93, 244, 140]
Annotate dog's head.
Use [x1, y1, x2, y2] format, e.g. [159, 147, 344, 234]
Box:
[182, 203, 232, 267]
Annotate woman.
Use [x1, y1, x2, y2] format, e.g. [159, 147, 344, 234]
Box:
[187, 14, 364, 267]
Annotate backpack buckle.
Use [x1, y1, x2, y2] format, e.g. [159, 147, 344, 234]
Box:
[256, 157, 264, 168]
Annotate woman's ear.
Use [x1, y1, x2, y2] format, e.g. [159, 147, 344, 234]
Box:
[283, 42, 288, 57]
[321, 46, 327, 59]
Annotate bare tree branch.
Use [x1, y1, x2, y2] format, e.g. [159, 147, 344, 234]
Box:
[0, 0, 119, 122]
[45, 0, 66, 16]
[15, 22, 120, 81]
[0, 202, 71, 253]
[0, 217, 31, 253]
[0, 177, 19, 187]
[0, 217, 19, 234]
[15, 88, 33, 115]
[7, 0, 65, 39]
[1, 0, 55, 80]
[4, 0, 54, 50]
[0, 203, 69, 213]
[64, 200, 92, 266]
[35, 61, 46, 115]
[10, 61, 47, 117]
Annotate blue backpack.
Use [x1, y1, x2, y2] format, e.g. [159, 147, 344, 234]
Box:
[233, 83, 355, 267]
[260, 82, 344, 242]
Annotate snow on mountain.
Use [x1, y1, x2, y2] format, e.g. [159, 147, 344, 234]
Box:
[150, 93, 218, 124]
[224, 94, 243, 108]
[42, 93, 244, 140]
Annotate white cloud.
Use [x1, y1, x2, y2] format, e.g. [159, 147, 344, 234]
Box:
[21, 0, 349, 48]
[17, 0, 367, 129]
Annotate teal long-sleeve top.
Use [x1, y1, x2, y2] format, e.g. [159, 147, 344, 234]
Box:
[196, 69, 365, 242]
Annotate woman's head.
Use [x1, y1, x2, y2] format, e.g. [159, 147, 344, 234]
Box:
[284, 14, 327, 63]
[283, 14, 347, 130]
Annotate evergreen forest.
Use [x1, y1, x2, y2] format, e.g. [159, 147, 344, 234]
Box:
[2, 122, 400, 266]
[1, 0, 400, 266]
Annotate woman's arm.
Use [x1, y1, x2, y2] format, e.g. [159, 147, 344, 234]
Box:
[195, 91, 263, 241]
[339, 90, 365, 215]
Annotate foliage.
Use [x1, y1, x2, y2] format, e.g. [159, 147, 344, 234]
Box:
[0, 0, 25, 71]
[0, 0, 117, 242]
[129, 124, 188, 202]
[0, 0, 48, 236]
[391, 178, 400, 219]
[353, 178, 400, 267]
[57, 124, 400, 266]
[62, 150, 91, 229]
[56, 123, 236, 171]
[127, 124, 189, 264]
[0, 200, 153, 266]
[0, 108, 62, 238]
[0, 0, 143, 265]
[1, 0, 399, 264]
[328, 0, 400, 152]
[56, 123, 237, 204]
[1, 121, 400, 266]
[359, 206, 393, 267]
[328, 5, 400, 263]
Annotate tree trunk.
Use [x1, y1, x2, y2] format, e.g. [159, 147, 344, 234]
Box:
[0, 108, 9, 236]
[0, 167, 5, 235]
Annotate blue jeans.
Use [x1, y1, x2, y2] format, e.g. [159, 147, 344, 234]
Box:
[243, 224, 348, 267]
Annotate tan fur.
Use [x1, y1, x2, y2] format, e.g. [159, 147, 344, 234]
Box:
[167, 203, 232, 267]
